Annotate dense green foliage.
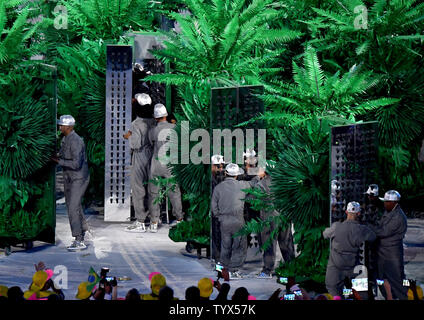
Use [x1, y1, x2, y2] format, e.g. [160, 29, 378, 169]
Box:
[2, 0, 424, 283]
[0, 1, 56, 240]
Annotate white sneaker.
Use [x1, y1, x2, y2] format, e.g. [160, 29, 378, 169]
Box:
[169, 219, 182, 227]
[149, 223, 158, 233]
[125, 221, 146, 233]
[84, 230, 95, 240]
[229, 271, 243, 280]
[67, 241, 87, 251]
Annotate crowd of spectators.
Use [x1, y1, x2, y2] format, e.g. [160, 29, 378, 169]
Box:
[0, 261, 422, 301]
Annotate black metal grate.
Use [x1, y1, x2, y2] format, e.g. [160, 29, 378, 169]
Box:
[104, 45, 133, 221]
[330, 122, 379, 223]
[330, 122, 378, 267]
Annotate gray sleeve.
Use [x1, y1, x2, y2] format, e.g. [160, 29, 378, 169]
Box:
[129, 123, 142, 150]
[58, 137, 84, 170]
[211, 188, 219, 217]
[360, 225, 376, 243]
[247, 176, 261, 187]
[373, 213, 404, 239]
[323, 222, 338, 239]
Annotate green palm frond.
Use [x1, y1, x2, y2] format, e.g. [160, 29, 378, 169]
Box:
[0, 78, 55, 179]
[264, 46, 398, 121]
[146, 0, 302, 87]
[0, 1, 49, 77]
[63, 0, 155, 41]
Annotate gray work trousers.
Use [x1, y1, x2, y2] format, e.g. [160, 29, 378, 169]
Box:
[219, 215, 247, 272]
[377, 245, 408, 300]
[148, 158, 183, 224]
[211, 216, 221, 261]
[259, 221, 295, 273]
[325, 261, 355, 297]
[64, 177, 89, 241]
[131, 150, 151, 222]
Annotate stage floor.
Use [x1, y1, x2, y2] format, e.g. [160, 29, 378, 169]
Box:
[0, 200, 288, 300]
[1, 201, 423, 300]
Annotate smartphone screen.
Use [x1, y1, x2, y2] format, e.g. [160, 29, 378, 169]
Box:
[376, 279, 384, 285]
[343, 288, 352, 296]
[351, 278, 368, 291]
[279, 277, 288, 284]
[293, 290, 302, 296]
[284, 294, 295, 300]
[106, 276, 114, 282]
[403, 279, 410, 287]
[215, 264, 223, 272]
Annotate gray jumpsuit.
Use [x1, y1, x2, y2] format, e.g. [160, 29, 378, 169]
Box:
[371, 204, 408, 300]
[256, 175, 295, 273]
[211, 176, 259, 272]
[58, 131, 90, 241]
[323, 220, 376, 296]
[211, 174, 224, 261]
[129, 117, 155, 223]
[148, 121, 183, 224]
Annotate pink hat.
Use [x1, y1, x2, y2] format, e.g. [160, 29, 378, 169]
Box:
[333, 295, 342, 300]
[27, 292, 39, 300]
[248, 295, 257, 300]
[45, 269, 54, 281]
[149, 272, 161, 282]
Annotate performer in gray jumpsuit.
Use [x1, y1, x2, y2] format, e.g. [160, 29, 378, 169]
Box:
[124, 94, 155, 233]
[211, 154, 225, 262]
[255, 162, 295, 279]
[211, 163, 261, 279]
[323, 201, 376, 297]
[372, 190, 408, 300]
[53, 115, 90, 251]
[147, 103, 184, 233]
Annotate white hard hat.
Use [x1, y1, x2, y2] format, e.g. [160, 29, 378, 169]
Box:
[57, 115, 75, 126]
[153, 103, 168, 118]
[331, 180, 340, 192]
[364, 184, 379, 196]
[346, 201, 361, 214]
[211, 154, 225, 165]
[243, 148, 256, 158]
[225, 163, 244, 176]
[380, 190, 401, 202]
[135, 93, 152, 106]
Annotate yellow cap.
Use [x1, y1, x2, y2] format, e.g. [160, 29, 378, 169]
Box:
[76, 281, 93, 300]
[408, 286, 423, 300]
[0, 285, 8, 298]
[151, 274, 166, 295]
[32, 271, 48, 291]
[198, 278, 213, 298]
[323, 293, 333, 300]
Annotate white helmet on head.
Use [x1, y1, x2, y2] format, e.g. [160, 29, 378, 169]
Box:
[379, 190, 401, 202]
[346, 201, 361, 214]
[243, 148, 256, 158]
[225, 163, 244, 176]
[364, 184, 379, 196]
[57, 115, 75, 126]
[211, 154, 225, 165]
[331, 180, 340, 193]
[135, 93, 152, 106]
[153, 103, 168, 118]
